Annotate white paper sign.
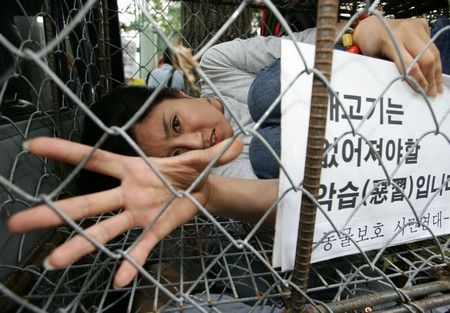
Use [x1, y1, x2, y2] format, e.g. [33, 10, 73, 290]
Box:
[274, 40, 450, 271]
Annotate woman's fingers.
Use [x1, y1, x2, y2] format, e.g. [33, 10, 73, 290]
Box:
[383, 19, 441, 97]
[114, 228, 161, 288]
[402, 23, 441, 97]
[8, 187, 124, 233]
[398, 20, 442, 96]
[207, 137, 243, 167]
[44, 212, 133, 269]
[435, 56, 444, 95]
[404, 43, 441, 97]
[423, 40, 443, 96]
[25, 137, 124, 178]
[354, 17, 443, 97]
[113, 198, 198, 288]
[178, 137, 243, 169]
[394, 47, 429, 94]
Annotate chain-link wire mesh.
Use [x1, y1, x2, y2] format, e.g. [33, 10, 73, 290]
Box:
[0, 0, 449, 312]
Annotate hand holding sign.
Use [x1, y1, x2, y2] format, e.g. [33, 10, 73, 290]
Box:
[354, 16, 443, 97]
[275, 40, 450, 271]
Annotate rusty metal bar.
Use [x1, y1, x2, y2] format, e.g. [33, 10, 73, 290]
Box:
[379, 293, 450, 313]
[302, 280, 450, 313]
[289, 0, 339, 311]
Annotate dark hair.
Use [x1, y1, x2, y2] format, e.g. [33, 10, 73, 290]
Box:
[162, 48, 173, 65]
[78, 86, 181, 193]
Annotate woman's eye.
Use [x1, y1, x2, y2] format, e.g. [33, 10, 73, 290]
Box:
[172, 116, 181, 133]
[171, 149, 182, 157]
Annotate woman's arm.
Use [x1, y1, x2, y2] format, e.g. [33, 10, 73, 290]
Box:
[207, 175, 278, 227]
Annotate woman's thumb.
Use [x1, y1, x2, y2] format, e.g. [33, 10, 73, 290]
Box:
[210, 137, 243, 166]
[183, 137, 243, 169]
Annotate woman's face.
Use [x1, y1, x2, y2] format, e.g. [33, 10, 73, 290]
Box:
[134, 95, 234, 157]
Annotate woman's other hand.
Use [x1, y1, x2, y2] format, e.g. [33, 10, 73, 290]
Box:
[354, 16, 443, 97]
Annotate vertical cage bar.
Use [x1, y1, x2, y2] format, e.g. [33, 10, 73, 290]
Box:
[43, 0, 63, 138]
[290, 0, 339, 311]
[105, 0, 125, 87]
[96, 0, 108, 92]
[101, 0, 112, 92]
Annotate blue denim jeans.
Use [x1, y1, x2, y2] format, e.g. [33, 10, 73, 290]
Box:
[249, 19, 450, 179]
[248, 59, 282, 179]
[432, 18, 450, 75]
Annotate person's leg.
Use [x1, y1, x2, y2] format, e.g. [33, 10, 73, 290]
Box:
[248, 59, 282, 179]
[431, 18, 450, 75]
[247, 59, 281, 125]
[249, 126, 281, 179]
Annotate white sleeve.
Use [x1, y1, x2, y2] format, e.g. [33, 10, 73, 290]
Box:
[211, 157, 258, 180]
[199, 28, 316, 100]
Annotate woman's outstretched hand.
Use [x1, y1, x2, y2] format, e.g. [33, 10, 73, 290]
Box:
[8, 136, 243, 288]
[354, 16, 443, 97]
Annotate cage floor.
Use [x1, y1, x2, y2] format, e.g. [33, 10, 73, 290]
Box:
[3, 213, 449, 312]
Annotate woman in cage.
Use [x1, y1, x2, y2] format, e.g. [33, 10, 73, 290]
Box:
[82, 16, 449, 184]
[7, 16, 450, 291]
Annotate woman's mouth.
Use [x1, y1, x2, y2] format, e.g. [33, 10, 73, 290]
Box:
[211, 129, 223, 146]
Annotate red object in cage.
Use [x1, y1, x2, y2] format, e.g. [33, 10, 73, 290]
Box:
[261, 6, 282, 37]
